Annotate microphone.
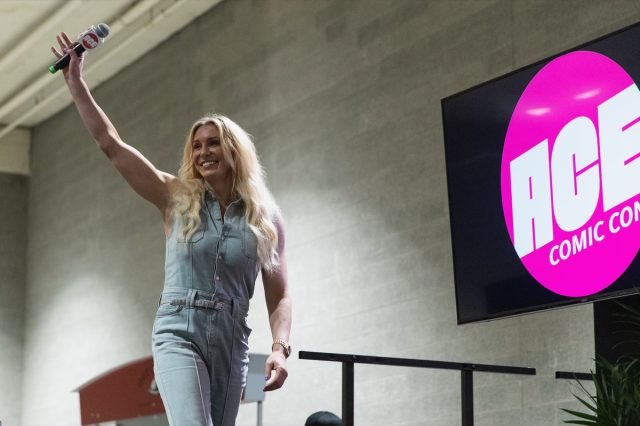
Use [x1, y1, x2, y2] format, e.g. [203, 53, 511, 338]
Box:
[49, 23, 110, 74]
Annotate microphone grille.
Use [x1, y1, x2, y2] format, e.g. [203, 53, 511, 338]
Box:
[95, 23, 110, 38]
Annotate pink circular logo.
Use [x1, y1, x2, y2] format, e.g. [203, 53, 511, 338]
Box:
[501, 51, 640, 297]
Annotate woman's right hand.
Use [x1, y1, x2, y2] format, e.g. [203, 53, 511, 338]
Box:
[50, 32, 84, 84]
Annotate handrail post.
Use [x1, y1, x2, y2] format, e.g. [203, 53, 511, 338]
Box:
[461, 369, 473, 426]
[256, 400, 263, 426]
[342, 361, 354, 426]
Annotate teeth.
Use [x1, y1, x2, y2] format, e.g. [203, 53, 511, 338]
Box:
[202, 161, 217, 166]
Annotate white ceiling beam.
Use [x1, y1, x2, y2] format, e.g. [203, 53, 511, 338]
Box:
[0, 0, 222, 143]
[0, 0, 163, 123]
[0, 0, 83, 78]
[0, 0, 220, 143]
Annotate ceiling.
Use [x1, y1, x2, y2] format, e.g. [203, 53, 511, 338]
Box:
[0, 0, 223, 142]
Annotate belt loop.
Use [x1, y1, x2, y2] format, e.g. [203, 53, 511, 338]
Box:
[188, 289, 198, 308]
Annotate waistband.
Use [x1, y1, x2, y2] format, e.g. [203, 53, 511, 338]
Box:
[159, 287, 249, 319]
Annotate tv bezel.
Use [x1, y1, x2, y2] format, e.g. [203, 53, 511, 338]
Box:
[442, 21, 640, 325]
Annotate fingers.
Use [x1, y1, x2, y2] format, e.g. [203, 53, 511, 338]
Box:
[264, 359, 273, 381]
[263, 366, 288, 391]
[51, 33, 77, 58]
[50, 46, 62, 59]
[263, 353, 288, 391]
[263, 371, 276, 391]
[56, 34, 68, 53]
[61, 32, 74, 47]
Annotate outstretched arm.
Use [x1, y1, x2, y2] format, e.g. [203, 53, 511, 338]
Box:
[263, 216, 292, 391]
[51, 32, 174, 219]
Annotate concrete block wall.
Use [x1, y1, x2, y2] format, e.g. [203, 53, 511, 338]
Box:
[0, 173, 28, 426]
[19, 0, 640, 425]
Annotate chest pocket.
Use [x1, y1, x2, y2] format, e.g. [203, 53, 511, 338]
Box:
[175, 215, 207, 243]
[240, 222, 259, 261]
[176, 227, 205, 243]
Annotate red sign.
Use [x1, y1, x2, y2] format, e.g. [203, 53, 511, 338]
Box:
[75, 357, 165, 425]
[80, 32, 100, 50]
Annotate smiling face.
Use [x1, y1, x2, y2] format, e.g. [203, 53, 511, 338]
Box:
[191, 123, 232, 184]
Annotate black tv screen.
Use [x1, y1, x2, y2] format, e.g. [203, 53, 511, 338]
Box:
[443, 22, 640, 324]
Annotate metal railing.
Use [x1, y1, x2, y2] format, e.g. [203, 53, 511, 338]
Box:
[555, 371, 593, 381]
[299, 351, 536, 426]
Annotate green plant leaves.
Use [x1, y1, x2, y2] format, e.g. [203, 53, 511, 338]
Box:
[562, 302, 640, 425]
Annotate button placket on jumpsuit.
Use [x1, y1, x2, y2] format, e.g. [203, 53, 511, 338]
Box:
[152, 190, 260, 426]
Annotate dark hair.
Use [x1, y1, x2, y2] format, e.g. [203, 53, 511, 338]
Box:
[305, 411, 341, 426]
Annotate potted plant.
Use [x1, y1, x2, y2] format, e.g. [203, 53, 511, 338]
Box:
[562, 304, 640, 425]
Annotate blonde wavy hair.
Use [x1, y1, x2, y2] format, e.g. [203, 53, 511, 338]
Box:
[171, 114, 280, 271]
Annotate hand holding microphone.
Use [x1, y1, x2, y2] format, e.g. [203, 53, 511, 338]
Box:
[49, 23, 110, 76]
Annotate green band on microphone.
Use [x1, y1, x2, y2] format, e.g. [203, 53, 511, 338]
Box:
[48, 65, 57, 74]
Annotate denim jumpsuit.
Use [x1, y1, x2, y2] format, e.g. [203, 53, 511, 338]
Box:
[152, 190, 260, 426]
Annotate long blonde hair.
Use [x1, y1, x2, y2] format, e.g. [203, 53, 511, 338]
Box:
[171, 114, 280, 271]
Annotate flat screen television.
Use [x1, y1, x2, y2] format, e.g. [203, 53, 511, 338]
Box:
[443, 22, 640, 324]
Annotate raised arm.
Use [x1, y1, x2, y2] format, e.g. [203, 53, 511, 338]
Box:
[51, 33, 174, 223]
[262, 216, 292, 391]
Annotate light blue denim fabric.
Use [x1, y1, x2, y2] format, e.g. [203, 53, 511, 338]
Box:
[152, 190, 259, 426]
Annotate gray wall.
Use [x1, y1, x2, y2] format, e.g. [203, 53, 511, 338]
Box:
[18, 0, 640, 425]
[0, 173, 27, 426]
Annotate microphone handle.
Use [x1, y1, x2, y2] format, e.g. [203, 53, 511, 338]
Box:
[49, 43, 86, 74]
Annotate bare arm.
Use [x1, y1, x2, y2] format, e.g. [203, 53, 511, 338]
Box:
[262, 216, 292, 391]
[52, 33, 174, 221]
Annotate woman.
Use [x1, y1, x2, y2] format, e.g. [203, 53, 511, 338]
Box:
[51, 32, 291, 426]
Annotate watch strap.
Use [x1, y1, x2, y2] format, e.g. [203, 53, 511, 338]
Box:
[272, 339, 291, 358]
